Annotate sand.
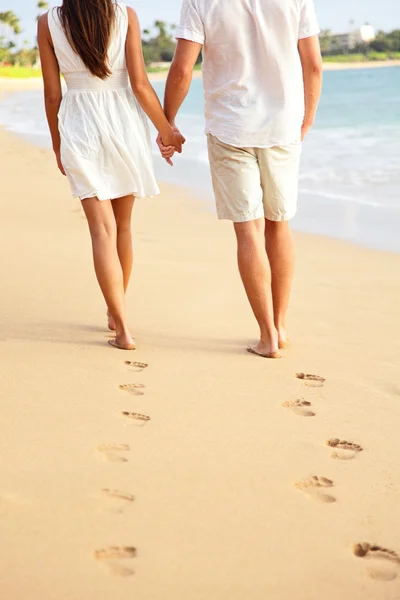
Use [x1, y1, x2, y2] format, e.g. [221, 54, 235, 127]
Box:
[323, 60, 400, 70]
[1, 81, 400, 599]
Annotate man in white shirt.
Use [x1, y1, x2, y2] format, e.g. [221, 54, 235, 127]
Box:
[159, 0, 323, 358]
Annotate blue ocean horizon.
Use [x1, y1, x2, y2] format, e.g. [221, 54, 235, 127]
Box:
[1, 66, 400, 251]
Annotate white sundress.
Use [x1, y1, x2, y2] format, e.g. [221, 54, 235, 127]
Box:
[48, 3, 159, 201]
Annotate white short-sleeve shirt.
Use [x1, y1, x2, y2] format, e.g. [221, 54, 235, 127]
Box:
[176, 0, 320, 148]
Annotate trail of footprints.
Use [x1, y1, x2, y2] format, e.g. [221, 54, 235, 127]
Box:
[94, 360, 150, 576]
[288, 371, 398, 583]
[95, 360, 396, 581]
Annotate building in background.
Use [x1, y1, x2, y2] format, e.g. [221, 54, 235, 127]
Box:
[324, 25, 376, 53]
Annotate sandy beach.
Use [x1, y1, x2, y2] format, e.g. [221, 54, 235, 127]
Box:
[322, 59, 400, 70]
[1, 78, 400, 599]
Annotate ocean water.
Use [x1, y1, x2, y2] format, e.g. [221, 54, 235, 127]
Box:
[1, 67, 400, 251]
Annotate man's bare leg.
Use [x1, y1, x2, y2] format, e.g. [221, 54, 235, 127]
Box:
[264, 219, 294, 349]
[234, 218, 280, 358]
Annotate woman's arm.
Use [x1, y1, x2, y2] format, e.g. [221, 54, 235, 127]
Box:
[37, 13, 65, 175]
[125, 7, 183, 152]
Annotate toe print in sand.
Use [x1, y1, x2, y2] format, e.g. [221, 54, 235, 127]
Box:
[97, 444, 131, 463]
[125, 360, 149, 372]
[121, 411, 151, 426]
[100, 488, 135, 514]
[119, 383, 146, 396]
[327, 438, 363, 460]
[353, 543, 400, 581]
[296, 372, 325, 387]
[94, 546, 137, 577]
[283, 399, 316, 417]
[295, 476, 336, 503]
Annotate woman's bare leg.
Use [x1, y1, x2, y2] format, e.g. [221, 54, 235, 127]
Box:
[81, 197, 134, 348]
[112, 195, 135, 291]
[106, 195, 135, 331]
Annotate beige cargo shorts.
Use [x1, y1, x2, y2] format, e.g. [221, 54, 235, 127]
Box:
[207, 134, 302, 223]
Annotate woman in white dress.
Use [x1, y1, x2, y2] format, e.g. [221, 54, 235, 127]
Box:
[38, 0, 183, 350]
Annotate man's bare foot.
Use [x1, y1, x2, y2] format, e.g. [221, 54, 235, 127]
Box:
[107, 310, 116, 332]
[247, 341, 281, 359]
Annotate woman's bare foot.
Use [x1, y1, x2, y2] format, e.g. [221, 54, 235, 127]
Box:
[277, 327, 290, 349]
[108, 338, 136, 351]
[108, 330, 136, 351]
[107, 310, 116, 332]
[247, 341, 281, 359]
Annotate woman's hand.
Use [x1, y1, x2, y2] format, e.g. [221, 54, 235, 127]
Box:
[161, 130, 184, 153]
[55, 150, 66, 176]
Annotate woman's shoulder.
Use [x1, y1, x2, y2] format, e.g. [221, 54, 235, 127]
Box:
[115, 2, 129, 15]
[45, 6, 63, 28]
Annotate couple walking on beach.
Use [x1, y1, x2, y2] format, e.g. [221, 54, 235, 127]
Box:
[38, 0, 322, 356]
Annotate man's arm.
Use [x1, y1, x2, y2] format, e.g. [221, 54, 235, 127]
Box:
[298, 35, 323, 140]
[164, 39, 202, 126]
[157, 39, 202, 163]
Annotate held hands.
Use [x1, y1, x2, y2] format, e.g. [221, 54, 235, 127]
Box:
[157, 125, 186, 166]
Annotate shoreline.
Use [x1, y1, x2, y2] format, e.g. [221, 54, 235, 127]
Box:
[1, 69, 400, 255]
[1, 125, 400, 600]
[322, 59, 400, 70]
[0, 58, 399, 90]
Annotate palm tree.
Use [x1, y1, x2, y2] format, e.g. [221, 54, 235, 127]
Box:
[154, 20, 168, 40]
[37, 1, 49, 21]
[0, 10, 21, 53]
[0, 11, 21, 36]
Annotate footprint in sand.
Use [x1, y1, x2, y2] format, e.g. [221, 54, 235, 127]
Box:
[125, 361, 148, 372]
[119, 383, 145, 396]
[353, 543, 400, 581]
[296, 372, 325, 388]
[295, 476, 336, 503]
[94, 546, 136, 577]
[283, 399, 316, 417]
[327, 438, 363, 460]
[98, 444, 131, 463]
[100, 489, 135, 514]
[121, 411, 151, 426]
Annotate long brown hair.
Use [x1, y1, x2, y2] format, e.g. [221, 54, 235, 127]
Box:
[58, 0, 116, 79]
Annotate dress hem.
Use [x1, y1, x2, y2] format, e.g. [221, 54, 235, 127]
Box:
[77, 190, 160, 201]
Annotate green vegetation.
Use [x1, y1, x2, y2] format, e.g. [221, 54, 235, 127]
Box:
[0, 65, 42, 77]
[323, 52, 400, 63]
[142, 21, 176, 64]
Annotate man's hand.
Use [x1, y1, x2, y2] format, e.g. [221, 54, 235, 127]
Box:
[157, 126, 186, 166]
[301, 121, 313, 141]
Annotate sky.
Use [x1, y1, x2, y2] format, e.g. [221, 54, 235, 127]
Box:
[2, 0, 400, 45]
